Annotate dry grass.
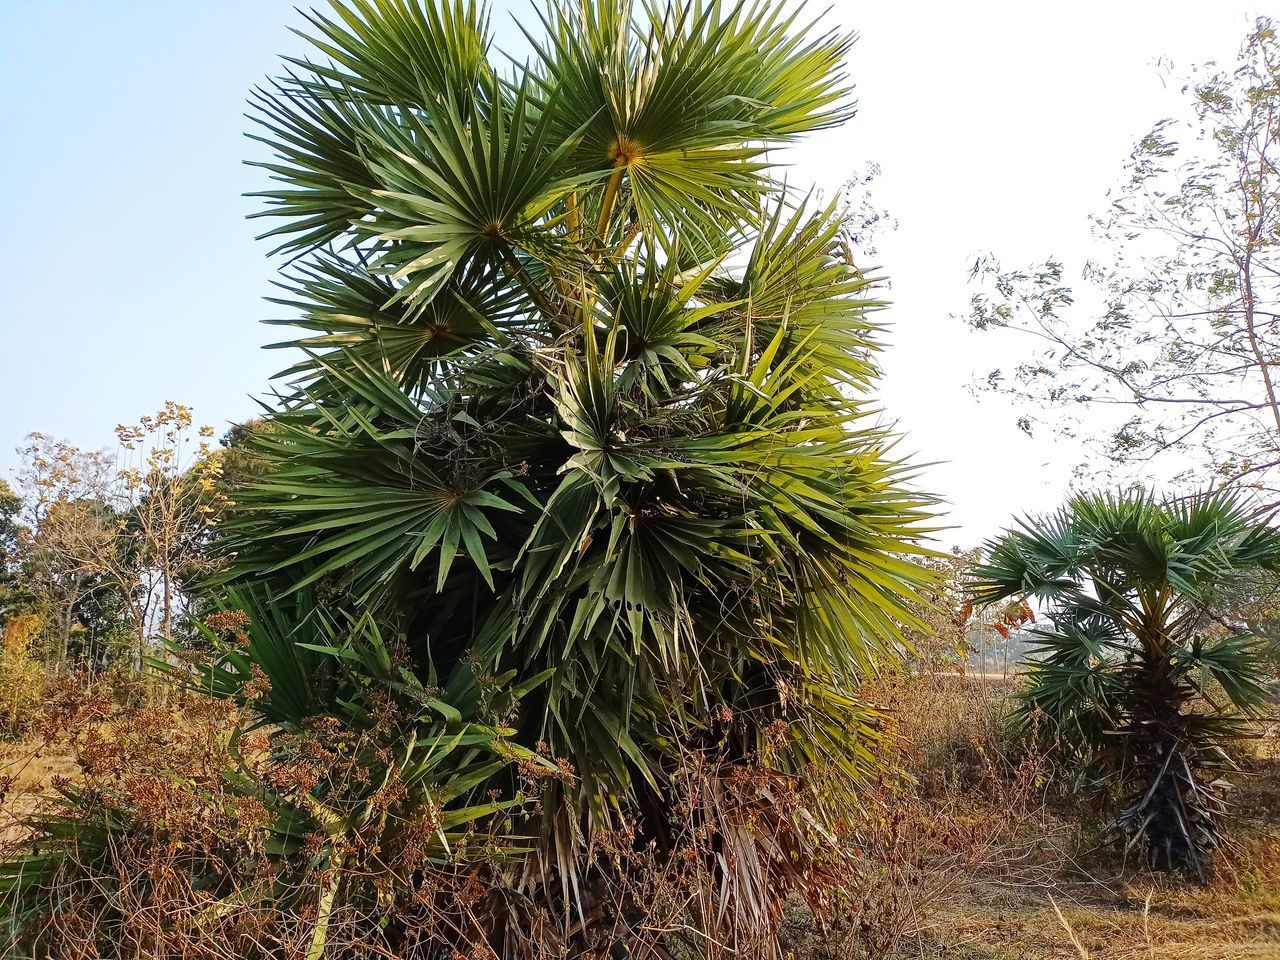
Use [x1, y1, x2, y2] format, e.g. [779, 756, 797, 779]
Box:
[912, 855, 1280, 958]
[2, 670, 1279, 959]
[0, 677, 873, 959]
[0, 731, 81, 848]
[855, 669, 1280, 960]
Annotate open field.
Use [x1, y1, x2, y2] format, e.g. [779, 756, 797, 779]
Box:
[774, 757, 1280, 959]
[826, 674, 1280, 960]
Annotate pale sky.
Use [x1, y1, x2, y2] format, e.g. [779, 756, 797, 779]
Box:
[0, 1, 1267, 544]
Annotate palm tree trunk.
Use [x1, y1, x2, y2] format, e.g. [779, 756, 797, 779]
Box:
[1120, 651, 1220, 877]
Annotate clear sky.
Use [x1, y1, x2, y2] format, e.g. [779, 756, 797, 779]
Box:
[0, 0, 1267, 544]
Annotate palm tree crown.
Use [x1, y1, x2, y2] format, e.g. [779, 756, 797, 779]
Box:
[235, 0, 934, 837]
[975, 490, 1280, 874]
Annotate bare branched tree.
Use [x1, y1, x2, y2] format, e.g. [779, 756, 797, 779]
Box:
[965, 19, 1280, 501]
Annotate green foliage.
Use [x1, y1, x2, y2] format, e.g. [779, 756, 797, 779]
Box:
[975, 489, 1280, 875]
[0, 480, 29, 623]
[0, 614, 46, 738]
[236, 0, 933, 838]
[184, 588, 542, 867]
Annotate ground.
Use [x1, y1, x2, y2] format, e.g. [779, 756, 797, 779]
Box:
[902, 762, 1280, 959]
[800, 672, 1280, 960]
[2, 688, 1279, 959]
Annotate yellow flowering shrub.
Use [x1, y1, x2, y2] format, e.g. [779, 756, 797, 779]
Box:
[0, 613, 48, 736]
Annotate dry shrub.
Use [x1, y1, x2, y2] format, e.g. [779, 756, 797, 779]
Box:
[0, 675, 868, 960]
[776, 664, 1075, 960]
[872, 668, 1023, 795]
[15, 661, 1272, 960]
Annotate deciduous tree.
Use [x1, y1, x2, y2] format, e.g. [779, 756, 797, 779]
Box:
[966, 20, 1280, 500]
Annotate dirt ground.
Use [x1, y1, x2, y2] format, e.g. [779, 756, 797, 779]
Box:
[906, 760, 1280, 960]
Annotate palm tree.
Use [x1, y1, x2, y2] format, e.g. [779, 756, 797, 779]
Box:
[974, 490, 1280, 875]
[2, 1, 935, 955]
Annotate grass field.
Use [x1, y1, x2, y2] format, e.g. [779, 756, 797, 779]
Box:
[915, 765, 1280, 959]
[2, 678, 1278, 959]
[839, 674, 1280, 960]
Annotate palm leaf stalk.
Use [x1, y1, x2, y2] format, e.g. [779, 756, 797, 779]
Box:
[974, 490, 1280, 876]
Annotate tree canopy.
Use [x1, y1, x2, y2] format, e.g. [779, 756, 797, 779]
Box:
[966, 20, 1280, 501]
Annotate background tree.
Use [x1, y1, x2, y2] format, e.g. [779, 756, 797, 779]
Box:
[0, 480, 26, 623]
[1206, 567, 1280, 654]
[214, 419, 273, 496]
[14, 435, 118, 667]
[974, 490, 1280, 875]
[902, 548, 1035, 678]
[114, 402, 230, 659]
[26, 499, 133, 668]
[0, 612, 46, 737]
[965, 20, 1280, 500]
[10, 407, 228, 671]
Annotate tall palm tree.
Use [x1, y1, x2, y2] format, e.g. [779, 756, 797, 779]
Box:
[2, 1, 935, 955]
[974, 490, 1280, 875]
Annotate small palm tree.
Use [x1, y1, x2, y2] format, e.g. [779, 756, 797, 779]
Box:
[974, 490, 1280, 874]
[2, 1, 935, 956]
